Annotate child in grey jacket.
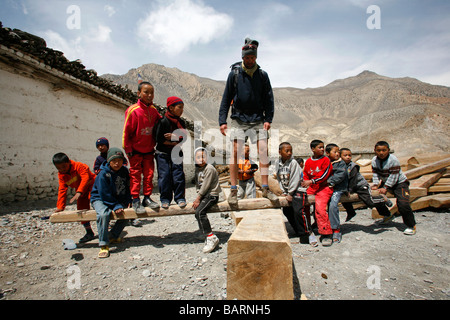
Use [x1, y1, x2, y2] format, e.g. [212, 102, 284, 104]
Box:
[193, 148, 222, 253]
[276, 142, 317, 246]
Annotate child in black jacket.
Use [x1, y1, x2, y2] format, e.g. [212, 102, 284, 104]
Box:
[339, 148, 391, 222]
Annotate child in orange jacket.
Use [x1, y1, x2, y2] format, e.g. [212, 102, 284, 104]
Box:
[53, 152, 96, 243]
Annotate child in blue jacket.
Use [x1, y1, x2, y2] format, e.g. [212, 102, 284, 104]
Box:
[90, 147, 132, 258]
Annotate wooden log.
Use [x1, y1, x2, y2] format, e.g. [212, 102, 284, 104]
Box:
[253, 170, 283, 196]
[404, 157, 450, 180]
[227, 210, 293, 300]
[230, 209, 281, 227]
[50, 192, 376, 224]
[429, 194, 450, 208]
[409, 170, 445, 189]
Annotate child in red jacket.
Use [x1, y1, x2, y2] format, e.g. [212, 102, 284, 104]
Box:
[301, 140, 334, 246]
[53, 153, 96, 243]
[122, 81, 162, 213]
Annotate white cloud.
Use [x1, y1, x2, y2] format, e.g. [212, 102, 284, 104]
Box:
[88, 24, 112, 43]
[104, 5, 116, 17]
[136, 0, 233, 55]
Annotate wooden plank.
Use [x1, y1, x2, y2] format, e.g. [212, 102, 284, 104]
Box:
[230, 209, 281, 226]
[50, 191, 382, 224]
[429, 185, 450, 193]
[227, 210, 293, 300]
[404, 157, 450, 180]
[429, 194, 450, 208]
[409, 171, 445, 189]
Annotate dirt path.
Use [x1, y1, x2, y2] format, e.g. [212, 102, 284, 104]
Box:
[1, 186, 449, 301]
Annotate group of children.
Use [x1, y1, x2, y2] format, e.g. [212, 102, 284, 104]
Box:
[275, 139, 417, 247]
[52, 81, 417, 258]
[53, 81, 226, 258]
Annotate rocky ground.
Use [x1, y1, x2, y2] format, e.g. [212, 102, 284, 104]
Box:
[0, 184, 449, 302]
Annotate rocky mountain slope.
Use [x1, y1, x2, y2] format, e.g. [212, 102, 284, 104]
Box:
[103, 66, 450, 157]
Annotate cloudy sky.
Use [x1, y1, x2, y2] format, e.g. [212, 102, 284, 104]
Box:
[1, 0, 449, 88]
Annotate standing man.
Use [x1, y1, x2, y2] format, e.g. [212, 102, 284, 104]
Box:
[219, 37, 277, 204]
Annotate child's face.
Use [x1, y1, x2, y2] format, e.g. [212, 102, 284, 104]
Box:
[279, 145, 293, 161]
[244, 145, 250, 159]
[55, 162, 70, 174]
[97, 144, 108, 154]
[340, 150, 352, 164]
[138, 84, 154, 105]
[375, 145, 390, 160]
[109, 158, 124, 172]
[311, 143, 325, 158]
[169, 103, 184, 117]
[327, 147, 340, 161]
[195, 151, 207, 166]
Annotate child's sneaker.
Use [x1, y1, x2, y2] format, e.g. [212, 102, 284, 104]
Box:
[142, 196, 160, 209]
[378, 213, 396, 225]
[132, 199, 146, 214]
[79, 230, 95, 243]
[202, 234, 219, 253]
[403, 226, 416, 235]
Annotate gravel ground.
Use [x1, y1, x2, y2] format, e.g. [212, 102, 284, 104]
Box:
[0, 184, 449, 302]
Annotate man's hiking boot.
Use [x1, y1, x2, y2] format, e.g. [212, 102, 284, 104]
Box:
[262, 186, 278, 201]
[228, 188, 238, 205]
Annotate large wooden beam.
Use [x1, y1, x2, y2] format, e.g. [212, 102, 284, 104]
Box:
[227, 209, 293, 300]
[404, 157, 450, 180]
[50, 192, 383, 224]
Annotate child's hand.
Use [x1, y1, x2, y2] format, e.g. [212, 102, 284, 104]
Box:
[192, 197, 201, 209]
[70, 192, 81, 204]
[301, 180, 312, 188]
[378, 187, 387, 195]
[164, 133, 178, 141]
[285, 194, 293, 202]
[371, 184, 378, 190]
[54, 208, 63, 213]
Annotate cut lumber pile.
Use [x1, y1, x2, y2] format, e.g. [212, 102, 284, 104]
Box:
[227, 209, 293, 300]
[371, 155, 450, 218]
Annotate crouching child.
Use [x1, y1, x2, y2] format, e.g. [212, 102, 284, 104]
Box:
[193, 147, 222, 253]
[90, 148, 132, 258]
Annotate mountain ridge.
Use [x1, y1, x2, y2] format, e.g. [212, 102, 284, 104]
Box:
[102, 65, 450, 157]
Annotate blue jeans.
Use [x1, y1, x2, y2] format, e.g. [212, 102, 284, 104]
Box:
[328, 190, 344, 231]
[92, 200, 127, 246]
[156, 153, 186, 205]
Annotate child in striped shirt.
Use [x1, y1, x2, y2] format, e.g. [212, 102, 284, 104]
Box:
[371, 141, 416, 235]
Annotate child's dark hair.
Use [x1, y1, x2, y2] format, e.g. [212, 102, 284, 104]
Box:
[52, 153, 70, 165]
[138, 81, 153, 92]
[279, 141, 291, 150]
[339, 147, 351, 154]
[325, 143, 339, 153]
[375, 141, 390, 149]
[310, 139, 323, 149]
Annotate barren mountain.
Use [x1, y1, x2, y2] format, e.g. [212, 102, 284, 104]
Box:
[103, 66, 450, 157]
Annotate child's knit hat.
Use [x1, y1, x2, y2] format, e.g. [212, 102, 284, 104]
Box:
[96, 137, 109, 148]
[167, 96, 183, 108]
[107, 147, 125, 163]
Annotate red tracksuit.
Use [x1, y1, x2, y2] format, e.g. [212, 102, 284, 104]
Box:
[122, 99, 162, 198]
[56, 160, 95, 210]
[304, 155, 333, 235]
